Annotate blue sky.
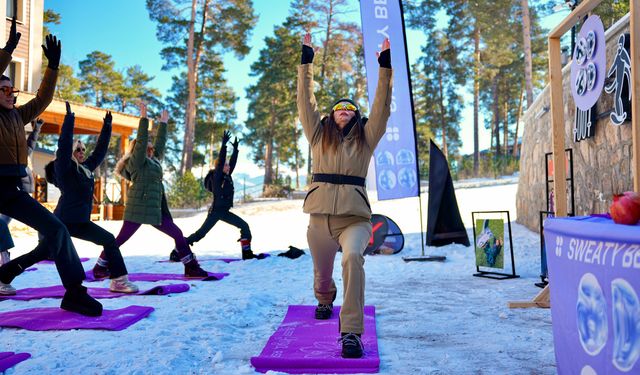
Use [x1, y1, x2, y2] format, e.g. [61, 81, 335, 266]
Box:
[45, 0, 570, 160]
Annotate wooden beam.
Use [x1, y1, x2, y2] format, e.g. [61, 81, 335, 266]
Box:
[549, 0, 602, 38]
[632, 0, 640, 192]
[549, 37, 568, 217]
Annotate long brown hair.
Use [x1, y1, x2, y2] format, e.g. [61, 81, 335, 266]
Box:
[321, 111, 366, 152]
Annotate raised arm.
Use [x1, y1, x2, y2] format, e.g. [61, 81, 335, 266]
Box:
[297, 32, 322, 145]
[17, 34, 60, 125]
[84, 111, 112, 171]
[54, 102, 75, 173]
[129, 103, 149, 171]
[0, 4, 21, 73]
[213, 130, 231, 185]
[364, 38, 393, 149]
[229, 137, 239, 175]
[26, 119, 43, 157]
[153, 109, 168, 160]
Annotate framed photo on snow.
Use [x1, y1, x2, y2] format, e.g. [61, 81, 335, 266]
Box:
[471, 211, 519, 280]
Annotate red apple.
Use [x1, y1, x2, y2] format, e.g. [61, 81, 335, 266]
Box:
[610, 192, 640, 225]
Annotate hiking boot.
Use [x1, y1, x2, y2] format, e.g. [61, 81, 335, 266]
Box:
[315, 303, 333, 320]
[109, 275, 139, 293]
[0, 281, 16, 295]
[92, 264, 110, 279]
[60, 285, 103, 316]
[340, 333, 364, 359]
[183, 256, 209, 278]
[169, 249, 180, 262]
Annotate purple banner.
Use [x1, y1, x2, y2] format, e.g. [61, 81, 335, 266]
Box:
[544, 216, 640, 374]
[360, 0, 419, 200]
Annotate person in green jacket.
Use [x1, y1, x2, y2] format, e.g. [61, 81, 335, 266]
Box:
[91, 103, 209, 278]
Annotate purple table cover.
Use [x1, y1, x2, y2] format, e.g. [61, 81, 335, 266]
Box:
[0, 352, 31, 372]
[251, 305, 379, 374]
[0, 283, 190, 301]
[0, 305, 154, 331]
[156, 257, 241, 264]
[38, 257, 90, 264]
[544, 216, 640, 374]
[84, 270, 228, 282]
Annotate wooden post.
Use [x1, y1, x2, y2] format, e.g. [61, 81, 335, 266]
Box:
[549, 36, 567, 217]
[632, 0, 640, 192]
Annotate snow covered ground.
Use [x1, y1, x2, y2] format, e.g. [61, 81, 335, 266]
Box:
[1, 182, 556, 374]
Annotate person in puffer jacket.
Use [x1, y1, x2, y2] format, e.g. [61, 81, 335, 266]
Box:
[0, 118, 42, 266]
[0, 7, 102, 317]
[91, 102, 210, 278]
[298, 32, 392, 359]
[179, 130, 266, 261]
[33, 102, 139, 293]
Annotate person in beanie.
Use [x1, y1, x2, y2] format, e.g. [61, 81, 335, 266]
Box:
[92, 102, 210, 278]
[179, 130, 266, 260]
[298, 32, 392, 358]
[30, 102, 138, 293]
[0, 7, 102, 316]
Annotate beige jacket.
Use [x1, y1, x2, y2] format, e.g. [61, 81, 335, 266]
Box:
[297, 63, 392, 219]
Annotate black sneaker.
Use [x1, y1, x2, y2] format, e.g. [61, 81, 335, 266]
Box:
[315, 303, 333, 320]
[60, 285, 103, 317]
[340, 332, 363, 358]
[169, 249, 180, 262]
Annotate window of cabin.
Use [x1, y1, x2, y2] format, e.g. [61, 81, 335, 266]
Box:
[6, 0, 24, 22]
[4, 60, 23, 90]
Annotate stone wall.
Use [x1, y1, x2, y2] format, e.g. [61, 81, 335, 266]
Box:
[516, 14, 634, 232]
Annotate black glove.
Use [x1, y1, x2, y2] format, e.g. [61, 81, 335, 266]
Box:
[301, 45, 314, 65]
[222, 130, 231, 145]
[378, 49, 391, 69]
[42, 34, 61, 70]
[3, 2, 21, 54]
[231, 137, 239, 150]
[65, 101, 73, 116]
[104, 111, 112, 126]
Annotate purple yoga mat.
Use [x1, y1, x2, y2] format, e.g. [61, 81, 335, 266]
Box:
[0, 305, 154, 331]
[38, 257, 90, 264]
[84, 270, 228, 282]
[157, 257, 242, 264]
[251, 305, 379, 374]
[0, 352, 31, 372]
[0, 283, 190, 301]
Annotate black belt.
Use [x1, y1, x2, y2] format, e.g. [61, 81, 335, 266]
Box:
[312, 173, 365, 187]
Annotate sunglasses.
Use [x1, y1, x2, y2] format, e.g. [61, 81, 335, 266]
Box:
[0, 87, 19, 96]
[332, 102, 357, 112]
[75, 147, 86, 153]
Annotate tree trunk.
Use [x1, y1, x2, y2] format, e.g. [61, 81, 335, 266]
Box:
[437, 58, 448, 160]
[503, 98, 508, 157]
[520, 0, 534, 108]
[492, 76, 501, 155]
[473, 24, 480, 175]
[180, 0, 198, 174]
[264, 100, 276, 187]
[512, 85, 524, 158]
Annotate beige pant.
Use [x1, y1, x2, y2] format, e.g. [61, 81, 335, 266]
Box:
[307, 214, 372, 334]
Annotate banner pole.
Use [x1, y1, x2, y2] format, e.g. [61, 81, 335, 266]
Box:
[398, 0, 426, 256]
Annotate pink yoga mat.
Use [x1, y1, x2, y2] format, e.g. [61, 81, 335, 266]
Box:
[0, 352, 31, 372]
[251, 305, 379, 374]
[0, 283, 190, 301]
[157, 257, 242, 263]
[0, 305, 154, 331]
[38, 257, 90, 264]
[84, 270, 228, 282]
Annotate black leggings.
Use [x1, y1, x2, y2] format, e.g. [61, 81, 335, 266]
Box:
[187, 209, 251, 244]
[0, 177, 84, 287]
